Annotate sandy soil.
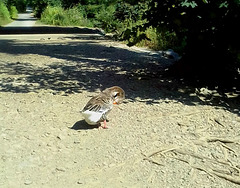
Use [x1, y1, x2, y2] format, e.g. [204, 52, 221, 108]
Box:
[0, 33, 240, 188]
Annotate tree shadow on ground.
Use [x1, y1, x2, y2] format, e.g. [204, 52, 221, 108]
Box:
[0, 36, 239, 116]
[0, 25, 102, 34]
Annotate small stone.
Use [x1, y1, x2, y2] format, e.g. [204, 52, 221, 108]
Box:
[56, 135, 63, 140]
[102, 162, 108, 166]
[24, 180, 32, 185]
[152, 128, 158, 133]
[77, 180, 83, 184]
[56, 167, 66, 172]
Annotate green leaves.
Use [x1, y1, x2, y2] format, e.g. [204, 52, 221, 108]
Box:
[181, 0, 198, 8]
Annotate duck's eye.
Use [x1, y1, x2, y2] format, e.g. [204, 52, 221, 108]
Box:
[114, 93, 119, 98]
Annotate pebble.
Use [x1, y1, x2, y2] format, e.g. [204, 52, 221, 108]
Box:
[77, 181, 83, 184]
[24, 180, 33, 185]
[152, 128, 158, 133]
[56, 167, 66, 172]
[57, 134, 64, 140]
[102, 162, 108, 166]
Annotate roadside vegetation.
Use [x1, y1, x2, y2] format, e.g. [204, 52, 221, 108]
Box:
[40, 5, 93, 27]
[0, 1, 11, 26]
[0, 0, 27, 26]
[32, 0, 178, 51]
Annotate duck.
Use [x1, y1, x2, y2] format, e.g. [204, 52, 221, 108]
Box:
[81, 86, 125, 128]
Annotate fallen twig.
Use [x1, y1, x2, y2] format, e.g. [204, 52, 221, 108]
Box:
[143, 141, 240, 185]
[170, 155, 240, 185]
[144, 147, 178, 158]
[200, 137, 237, 144]
[220, 142, 237, 154]
[214, 118, 225, 127]
[144, 147, 230, 166]
[191, 164, 240, 185]
[211, 169, 240, 185]
[144, 108, 212, 120]
[143, 157, 164, 166]
[174, 149, 231, 166]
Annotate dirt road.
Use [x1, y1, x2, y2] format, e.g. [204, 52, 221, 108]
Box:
[0, 10, 240, 188]
[4, 7, 36, 28]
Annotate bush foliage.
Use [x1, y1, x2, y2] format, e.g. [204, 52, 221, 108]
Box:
[6, 0, 27, 12]
[41, 5, 93, 27]
[36, 0, 192, 52]
[9, 5, 18, 18]
[137, 0, 240, 84]
[0, 1, 11, 26]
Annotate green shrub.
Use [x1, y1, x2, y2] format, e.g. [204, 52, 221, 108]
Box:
[32, 0, 48, 18]
[65, 6, 93, 27]
[40, 6, 93, 27]
[38, 2, 181, 51]
[137, 27, 185, 51]
[0, 1, 11, 26]
[95, 5, 118, 32]
[41, 6, 64, 25]
[84, 4, 102, 19]
[9, 6, 18, 19]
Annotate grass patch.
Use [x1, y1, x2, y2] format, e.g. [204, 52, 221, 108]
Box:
[40, 6, 93, 27]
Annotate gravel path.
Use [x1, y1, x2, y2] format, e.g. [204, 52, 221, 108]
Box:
[4, 7, 36, 28]
[0, 11, 240, 188]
